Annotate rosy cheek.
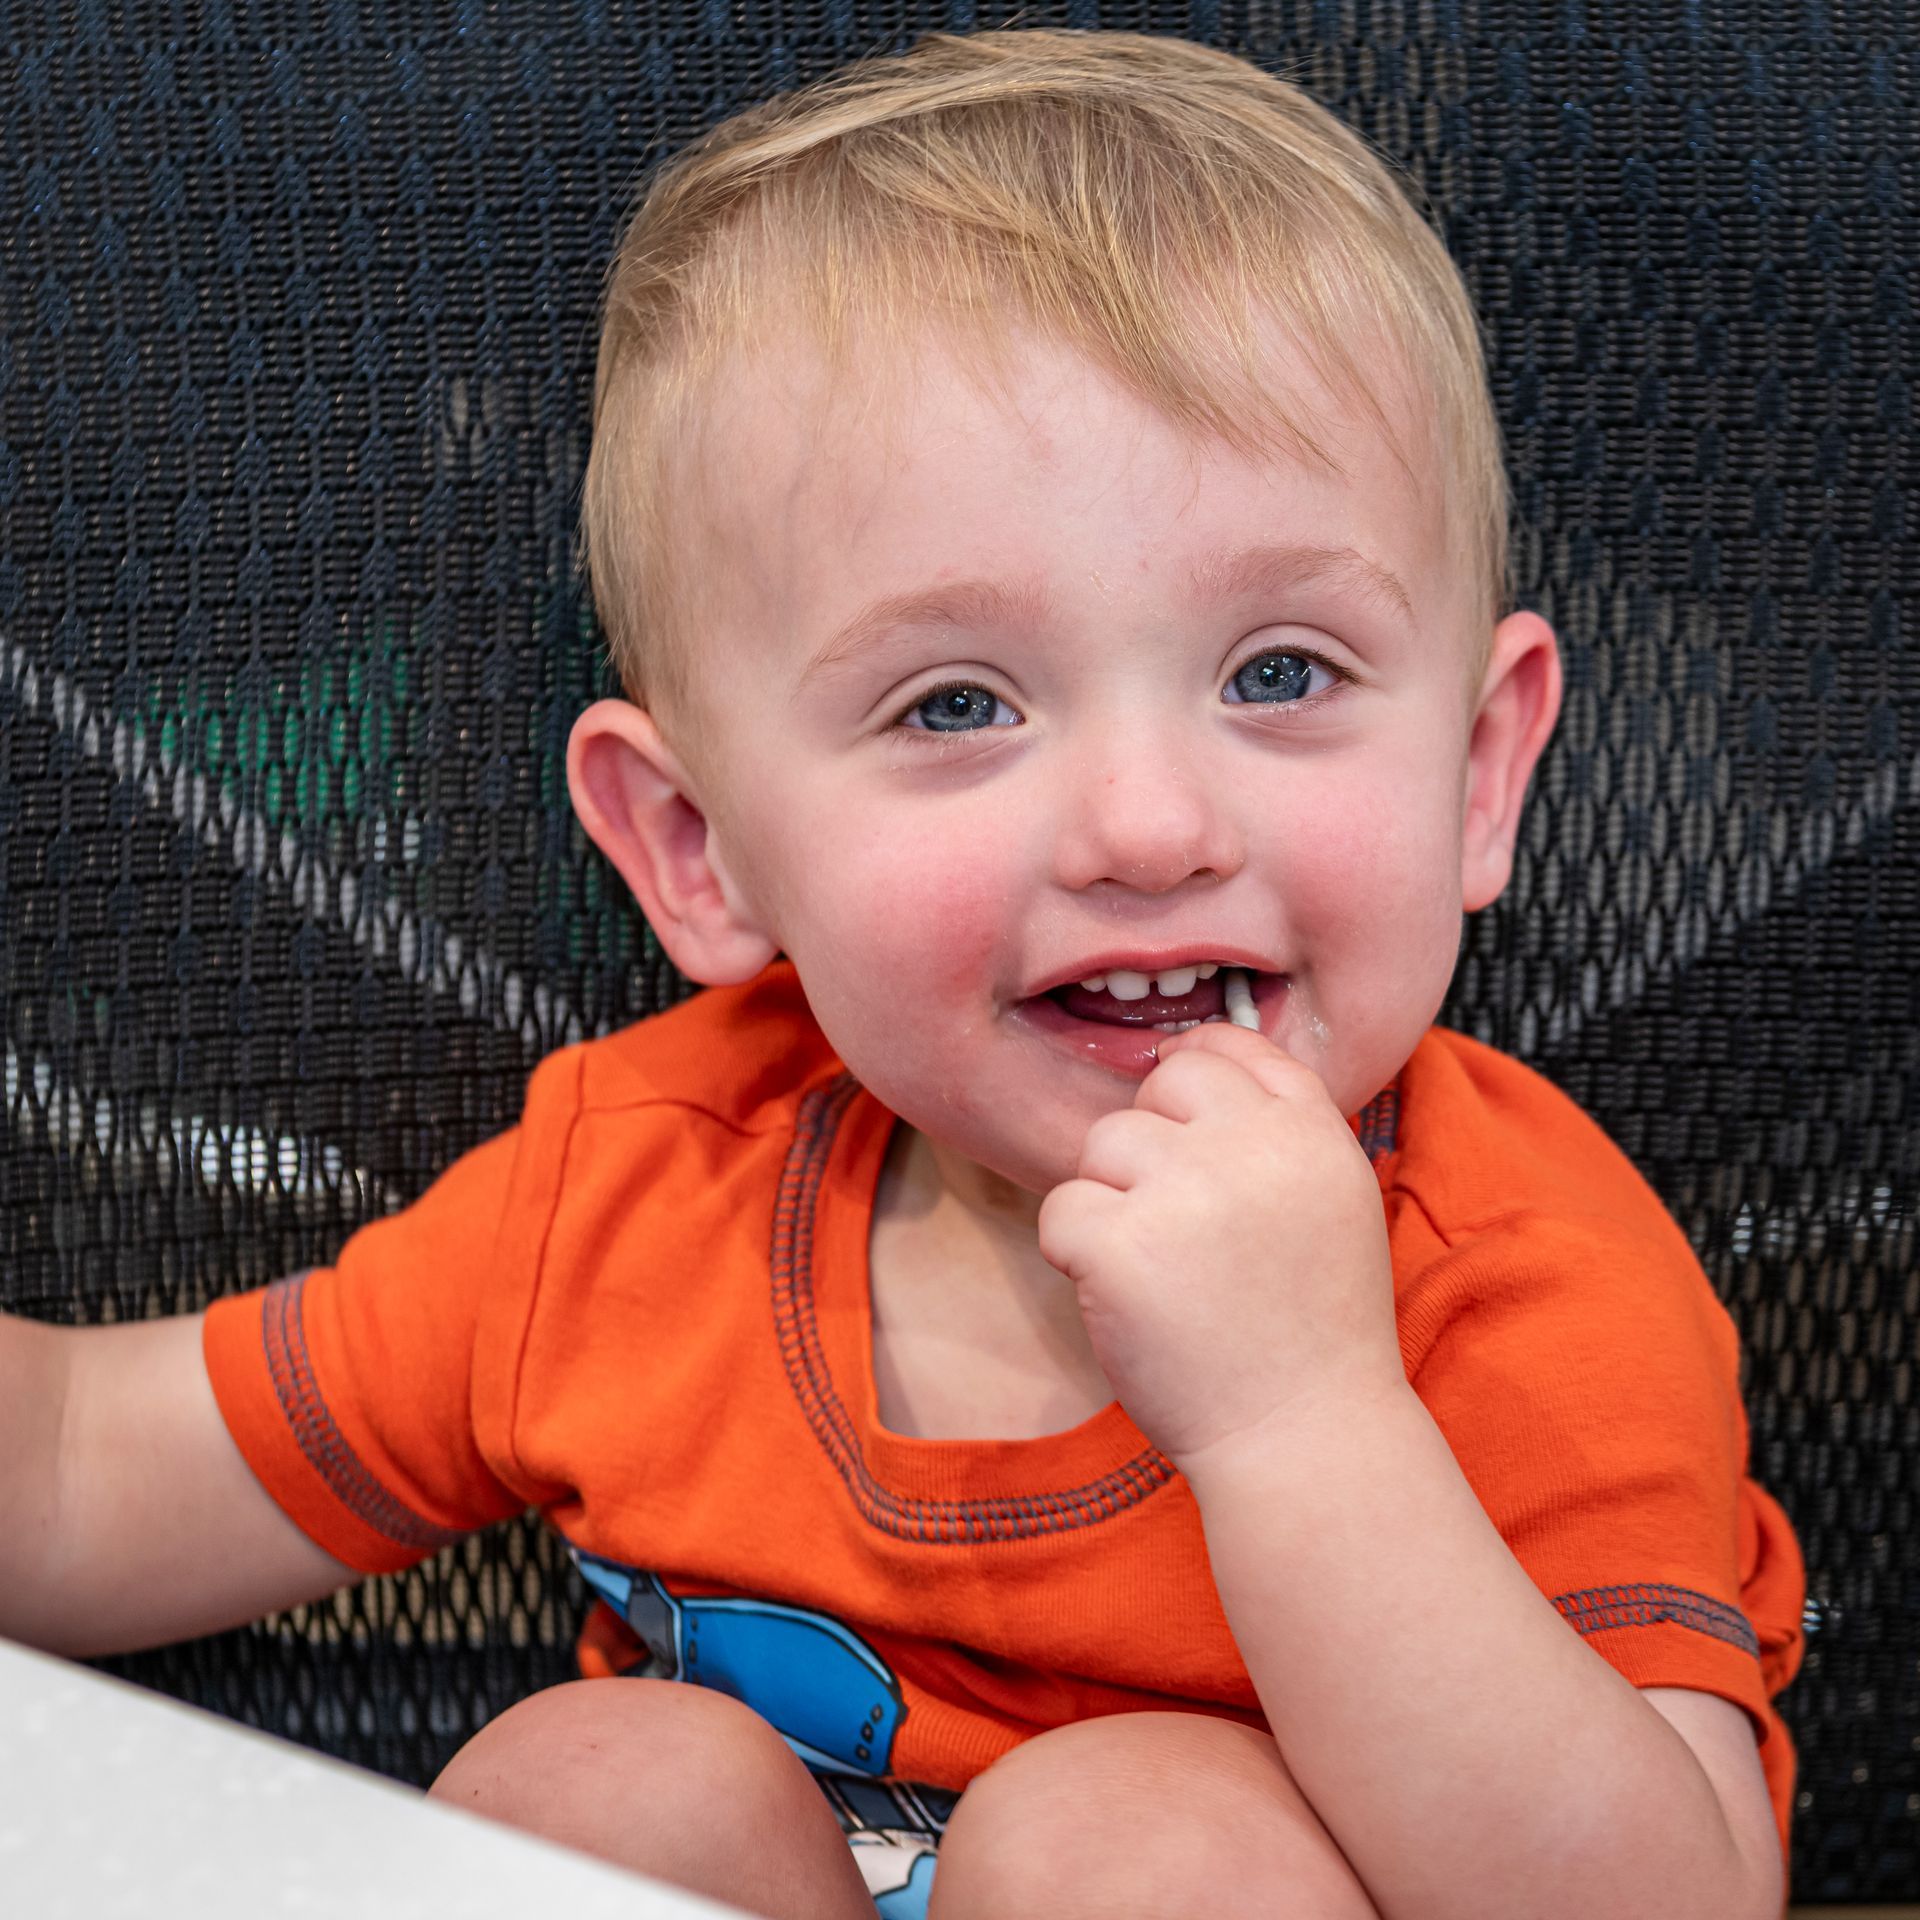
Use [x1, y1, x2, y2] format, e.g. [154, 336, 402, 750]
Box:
[1273, 789, 1386, 901]
[1275, 780, 1457, 946]
[813, 818, 1010, 1003]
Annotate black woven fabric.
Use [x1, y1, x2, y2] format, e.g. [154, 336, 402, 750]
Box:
[1, 1, 1913, 1901]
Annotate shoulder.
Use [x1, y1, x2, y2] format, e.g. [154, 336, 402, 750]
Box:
[518, 958, 845, 1142]
[1386, 1024, 1683, 1250]
[475, 960, 849, 1337]
[1381, 1027, 1741, 1375]
[1380, 1038, 1758, 1533]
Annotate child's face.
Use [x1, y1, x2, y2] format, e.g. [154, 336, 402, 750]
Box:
[627, 322, 1552, 1201]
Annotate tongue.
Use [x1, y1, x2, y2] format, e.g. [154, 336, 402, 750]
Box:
[1052, 977, 1230, 1025]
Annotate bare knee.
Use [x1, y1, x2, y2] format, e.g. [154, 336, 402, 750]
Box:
[427, 1679, 872, 1920]
[932, 1712, 1380, 1920]
[429, 1678, 793, 1832]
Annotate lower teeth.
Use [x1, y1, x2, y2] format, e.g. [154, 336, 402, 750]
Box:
[1149, 1015, 1229, 1032]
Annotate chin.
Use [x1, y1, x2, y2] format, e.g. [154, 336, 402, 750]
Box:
[965, 1103, 1103, 1198]
[899, 1085, 1079, 1199]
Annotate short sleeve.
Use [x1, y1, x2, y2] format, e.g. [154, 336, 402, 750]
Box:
[1402, 1202, 1801, 1750]
[202, 1127, 536, 1575]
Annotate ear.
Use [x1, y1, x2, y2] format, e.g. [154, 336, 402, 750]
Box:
[566, 699, 780, 985]
[1460, 609, 1563, 913]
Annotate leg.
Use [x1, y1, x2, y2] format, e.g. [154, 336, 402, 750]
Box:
[927, 1710, 1382, 1920]
[428, 1678, 878, 1920]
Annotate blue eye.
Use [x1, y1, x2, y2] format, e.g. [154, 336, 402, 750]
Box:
[1223, 651, 1334, 705]
[889, 653, 1339, 734]
[897, 682, 1021, 733]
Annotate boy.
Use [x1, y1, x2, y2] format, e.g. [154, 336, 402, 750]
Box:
[0, 26, 1804, 1920]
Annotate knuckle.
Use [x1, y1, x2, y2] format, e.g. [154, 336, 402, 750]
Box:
[1083, 1108, 1140, 1150]
[1154, 1047, 1217, 1088]
[1038, 1178, 1090, 1225]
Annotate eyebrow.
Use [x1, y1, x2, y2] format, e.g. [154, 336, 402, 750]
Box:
[801, 539, 1415, 682]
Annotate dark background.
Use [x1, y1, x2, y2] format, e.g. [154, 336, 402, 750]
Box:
[1, 0, 1914, 1901]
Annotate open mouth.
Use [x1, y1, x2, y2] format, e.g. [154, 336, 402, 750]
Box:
[1009, 966, 1288, 1081]
[1048, 962, 1268, 1031]
[1010, 959, 1288, 1075]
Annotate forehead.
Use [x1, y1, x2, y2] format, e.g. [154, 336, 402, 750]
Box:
[676, 314, 1459, 657]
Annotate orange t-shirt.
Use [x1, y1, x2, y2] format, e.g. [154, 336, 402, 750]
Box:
[203, 959, 1805, 1868]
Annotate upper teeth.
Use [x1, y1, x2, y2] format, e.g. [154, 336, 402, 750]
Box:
[1080, 962, 1224, 999]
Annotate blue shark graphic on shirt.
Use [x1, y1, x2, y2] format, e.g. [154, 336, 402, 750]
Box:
[568, 1546, 908, 1777]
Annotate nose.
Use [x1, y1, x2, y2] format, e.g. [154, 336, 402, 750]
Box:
[1050, 727, 1246, 894]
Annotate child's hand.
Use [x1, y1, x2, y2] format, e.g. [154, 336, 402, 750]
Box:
[1037, 1023, 1406, 1471]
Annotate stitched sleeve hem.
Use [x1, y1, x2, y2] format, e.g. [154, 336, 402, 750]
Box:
[1566, 1603, 1799, 1886]
[1554, 1594, 1777, 1745]
[203, 1280, 475, 1576]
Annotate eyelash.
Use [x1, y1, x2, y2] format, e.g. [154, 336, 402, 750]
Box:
[887, 649, 1348, 735]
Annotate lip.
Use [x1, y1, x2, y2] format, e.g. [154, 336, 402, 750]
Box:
[1009, 971, 1290, 1080]
[1022, 947, 1285, 999]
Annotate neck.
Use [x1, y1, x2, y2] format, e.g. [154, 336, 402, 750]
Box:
[899, 1126, 1044, 1240]
[872, 1121, 1107, 1389]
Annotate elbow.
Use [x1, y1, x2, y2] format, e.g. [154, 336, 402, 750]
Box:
[1733, 1833, 1786, 1920]
[1661, 1797, 1785, 1920]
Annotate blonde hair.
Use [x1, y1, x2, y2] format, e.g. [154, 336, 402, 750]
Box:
[578, 27, 1509, 724]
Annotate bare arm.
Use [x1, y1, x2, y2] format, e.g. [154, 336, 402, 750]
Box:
[1, 1309, 361, 1658]
[1180, 1386, 1783, 1920]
